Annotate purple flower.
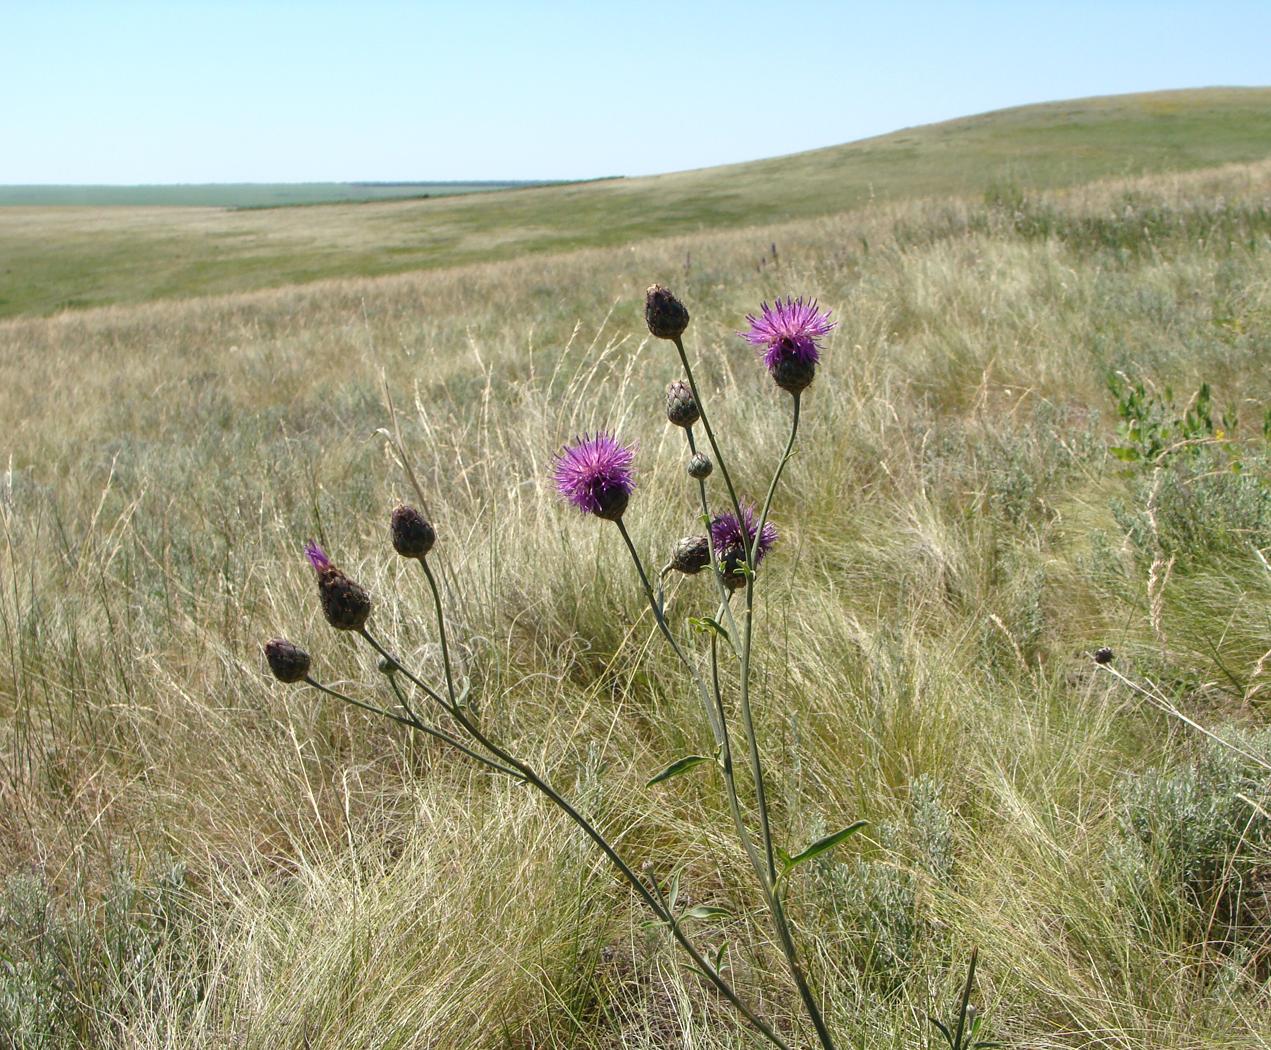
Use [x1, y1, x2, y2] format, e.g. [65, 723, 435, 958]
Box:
[553, 432, 636, 521]
[303, 541, 372, 632]
[304, 541, 331, 571]
[710, 501, 778, 562]
[741, 297, 835, 393]
[710, 501, 778, 589]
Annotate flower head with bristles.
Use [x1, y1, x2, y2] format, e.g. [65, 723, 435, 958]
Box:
[710, 501, 778, 589]
[304, 541, 372, 632]
[553, 432, 636, 521]
[741, 297, 835, 393]
[304, 541, 330, 571]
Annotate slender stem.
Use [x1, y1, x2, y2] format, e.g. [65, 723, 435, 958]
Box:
[418, 557, 459, 708]
[350, 632, 790, 1049]
[303, 676, 523, 780]
[953, 947, 979, 1050]
[733, 393, 837, 1049]
[614, 517, 727, 748]
[740, 393, 801, 884]
[685, 426, 740, 648]
[359, 627, 450, 714]
[672, 336, 745, 528]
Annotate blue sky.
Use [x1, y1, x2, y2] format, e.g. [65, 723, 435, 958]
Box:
[3, 1, 1268, 184]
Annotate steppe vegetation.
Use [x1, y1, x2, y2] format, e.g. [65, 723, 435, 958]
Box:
[2, 88, 1269, 318]
[2, 125, 1270, 1046]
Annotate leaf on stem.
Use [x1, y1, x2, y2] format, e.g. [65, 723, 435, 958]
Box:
[647, 754, 710, 787]
[687, 616, 730, 642]
[778, 821, 868, 876]
[682, 904, 732, 922]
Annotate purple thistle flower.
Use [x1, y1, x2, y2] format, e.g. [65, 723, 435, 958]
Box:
[553, 432, 636, 521]
[741, 297, 835, 394]
[304, 540, 331, 572]
[710, 501, 778, 588]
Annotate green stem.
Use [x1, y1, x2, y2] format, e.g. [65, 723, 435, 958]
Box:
[419, 557, 460, 708]
[736, 393, 837, 1050]
[685, 426, 740, 649]
[351, 632, 789, 1050]
[304, 677, 522, 780]
[672, 336, 745, 529]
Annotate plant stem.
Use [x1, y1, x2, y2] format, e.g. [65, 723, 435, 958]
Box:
[303, 677, 523, 779]
[672, 336, 745, 529]
[360, 597, 790, 1049]
[734, 393, 837, 1050]
[419, 557, 460, 708]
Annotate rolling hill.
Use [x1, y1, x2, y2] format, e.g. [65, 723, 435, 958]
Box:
[1, 87, 1268, 318]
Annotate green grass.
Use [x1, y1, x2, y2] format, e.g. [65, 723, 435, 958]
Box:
[2, 87, 1269, 318]
[0, 181, 558, 208]
[2, 148, 1270, 1047]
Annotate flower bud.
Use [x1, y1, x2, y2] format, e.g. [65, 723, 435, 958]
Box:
[665, 380, 700, 429]
[645, 284, 690, 340]
[305, 542, 372, 632]
[670, 535, 711, 575]
[687, 453, 712, 479]
[770, 355, 817, 395]
[264, 639, 311, 683]
[377, 655, 399, 675]
[390, 504, 436, 559]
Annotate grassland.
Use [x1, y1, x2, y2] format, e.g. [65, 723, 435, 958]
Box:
[2, 87, 1269, 318]
[1, 141, 1270, 1047]
[0, 182, 555, 209]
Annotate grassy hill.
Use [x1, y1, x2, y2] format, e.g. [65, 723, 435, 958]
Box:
[0, 182, 557, 208]
[1, 87, 1268, 317]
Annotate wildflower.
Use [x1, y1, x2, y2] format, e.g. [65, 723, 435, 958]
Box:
[687, 452, 713, 479]
[305, 541, 372, 631]
[645, 284, 690, 340]
[390, 504, 436, 559]
[740, 296, 835, 394]
[264, 638, 311, 683]
[1093, 646, 1114, 665]
[665, 380, 700, 428]
[552, 433, 636, 521]
[710, 502, 778, 589]
[669, 535, 711, 575]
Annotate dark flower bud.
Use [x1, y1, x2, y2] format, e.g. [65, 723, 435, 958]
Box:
[770, 355, 818, 395]
[645, 284, 690, 340]
[687, 452, 713, 479]
[670, 535, 711, 575]
[305, 542, 372, 632]
[377, 655, 399, 675]
[1093, 646, 1114, 665]
[719, 548, 749, 590]
[264, 639, 311, 683]
[391, 504, 436, 559]
[665, 380, 700, 428]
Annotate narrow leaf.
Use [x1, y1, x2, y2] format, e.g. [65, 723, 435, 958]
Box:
[682, 905, 732, 921]
[646, 755, 709, 787]
[783, 821, 868, 871]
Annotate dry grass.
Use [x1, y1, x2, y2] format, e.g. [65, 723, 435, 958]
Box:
[1, 160, 1270, 1048]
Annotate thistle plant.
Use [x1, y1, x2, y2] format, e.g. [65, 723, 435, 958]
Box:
[262, 285, 863, 1048]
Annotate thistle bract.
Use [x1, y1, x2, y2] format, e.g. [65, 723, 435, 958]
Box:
[391, 504, 436, 559]
[553, 433, 636, 521]
[305, 541, 372, 632]
[710, 502, 778, 589]
[687, 452, 713, 479]
[670, 535, 711, 575]
[264, 638, 311, 683]
[741, 297, 835, 394]
[665, 380, 700, 428]
[645, 284, 690, 340]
